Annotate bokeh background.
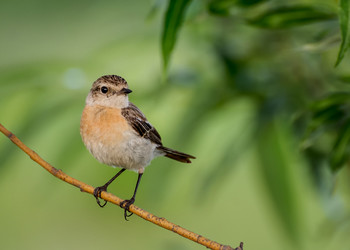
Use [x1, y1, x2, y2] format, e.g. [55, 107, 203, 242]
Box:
[1, 0, 350, 249]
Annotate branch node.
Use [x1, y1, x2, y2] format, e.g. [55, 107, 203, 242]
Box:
[196, 235, 203, 243]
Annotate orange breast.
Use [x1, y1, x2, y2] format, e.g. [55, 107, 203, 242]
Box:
[80, 105, 130, 146]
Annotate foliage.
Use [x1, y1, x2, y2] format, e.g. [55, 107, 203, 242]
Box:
[336, 0, 350, 66]
[162, 0, 193, 71]
[161, 0, 350, 174]
[160, 0, 350, 247]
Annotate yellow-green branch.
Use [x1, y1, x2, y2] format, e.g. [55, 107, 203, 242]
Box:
[0, 123, 242, 250]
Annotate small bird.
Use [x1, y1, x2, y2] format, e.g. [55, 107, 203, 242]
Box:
[80, 75, 195, 219]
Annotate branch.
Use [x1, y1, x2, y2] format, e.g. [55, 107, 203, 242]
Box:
[0, 123, 243, 250]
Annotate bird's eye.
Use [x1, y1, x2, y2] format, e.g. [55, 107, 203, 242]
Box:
[101, 86, 108, 94]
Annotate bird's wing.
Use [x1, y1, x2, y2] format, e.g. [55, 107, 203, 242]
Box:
[121, 102, 162, 145]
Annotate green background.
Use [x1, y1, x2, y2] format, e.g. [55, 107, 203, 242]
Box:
[1, 0, 350, 249]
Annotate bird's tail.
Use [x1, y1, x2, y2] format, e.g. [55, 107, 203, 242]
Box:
[157, 146, 195, 163]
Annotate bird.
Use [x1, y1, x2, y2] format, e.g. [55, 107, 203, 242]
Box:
[80, 75, 195, 220]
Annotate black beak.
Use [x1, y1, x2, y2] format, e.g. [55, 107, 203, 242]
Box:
[120, 88, 132, 95]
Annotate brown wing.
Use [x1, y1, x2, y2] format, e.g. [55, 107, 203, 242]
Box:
[121, 102, 162, 145]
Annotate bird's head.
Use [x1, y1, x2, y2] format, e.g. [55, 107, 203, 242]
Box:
[86, 75, 132, 108]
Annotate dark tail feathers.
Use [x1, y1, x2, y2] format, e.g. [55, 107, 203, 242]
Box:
[157, 146, 195, 163]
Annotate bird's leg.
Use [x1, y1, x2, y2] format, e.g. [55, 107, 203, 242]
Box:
[94, 168, 126, 208]
[120, 172, 143, 220]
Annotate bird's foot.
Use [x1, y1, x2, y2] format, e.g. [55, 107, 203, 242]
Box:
[93, 185, 108, 208]
[120, 197, 135, 221]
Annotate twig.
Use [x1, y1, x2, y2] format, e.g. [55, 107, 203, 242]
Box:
[0, 123, 243, 250]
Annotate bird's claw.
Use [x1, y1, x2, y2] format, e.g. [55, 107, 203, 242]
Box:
[120, 197, 135, 221]
[93, 185, 108, 208]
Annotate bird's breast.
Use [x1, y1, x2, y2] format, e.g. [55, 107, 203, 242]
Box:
[80, 105, 130, 146]
[80, 105, 157, 170]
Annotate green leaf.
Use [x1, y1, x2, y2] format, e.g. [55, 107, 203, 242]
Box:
[306, 92, 350, 136]
[335, 0, 350, 66]
[249, 5, 337, 29]
[310, 92, 350, 111]
[307, 105, 344, 135]
[208, 0, 266, 16]
[161, 0, 192, 71]
[208, 0, 235, 15]
[330, 118, 350, 171]
[257, 118, 301, 243]
[237, 0, 267, 7]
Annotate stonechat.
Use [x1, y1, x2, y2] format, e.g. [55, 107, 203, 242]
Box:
[80, 75, 195, 219]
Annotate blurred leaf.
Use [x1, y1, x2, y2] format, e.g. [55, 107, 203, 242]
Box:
[335, 0, 350, 66]
[306, 92, 350, 139]
[208, 0, 267, 15]
[249, 5, 337, 29]
[303, 147, 330, 190]
[299, 34, 340, 53]
[161, 0, 192, 71]
[310, 92, 350, 111]
[304, 92, 350, 173]
[237, 0, 267, 7]
[330, 118, 350, 171]
[257, 118, 301, 244]
[208, 0, 267, 16]
[338, 75, 350, 83]
[208, 0, 235, 16]
[307, 105, 344, 135]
